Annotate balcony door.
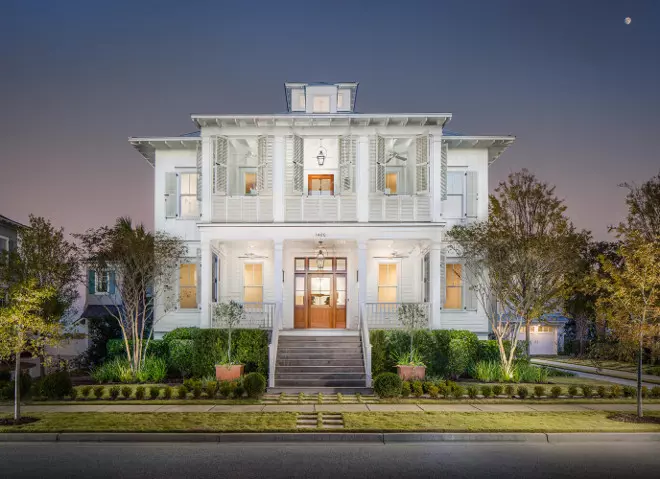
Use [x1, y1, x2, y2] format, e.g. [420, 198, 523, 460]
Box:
[293, 257, 347, 329]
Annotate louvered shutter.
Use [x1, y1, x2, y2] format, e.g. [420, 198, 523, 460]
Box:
[196, 142, 202, 201]
[108, 271, 116, 295]
[441, 141, 448, 200]
[293, 135, 304, 194]
[165, 172, 178, 218]
[370, 135, 385, 193]
[196, 249, 202, 309]
[212, 136, 228, 195]
[466, 171, 479, 218]
[257, 135, 273, 194]
[415, 135, 429, 194]
[463, 266, 478, 310]
[87, 270, 96, 294]
[339, 135, 356, 194]
[439, 251, 446, 308]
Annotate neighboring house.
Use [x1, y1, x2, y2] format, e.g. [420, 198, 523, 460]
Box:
[129, 81, 517, 389]
[0, 214, 22, 307]
[516, 314, 568, 356]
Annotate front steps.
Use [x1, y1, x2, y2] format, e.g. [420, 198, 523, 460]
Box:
[273, 332, 372, 394]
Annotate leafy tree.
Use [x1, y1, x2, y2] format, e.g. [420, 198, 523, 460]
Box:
[396, 303, 429, 364]
[618, 173, 660, 241]
[213, 300, 246, 364]
[0, 281, 60, 421]
[75, 217, 185, 375]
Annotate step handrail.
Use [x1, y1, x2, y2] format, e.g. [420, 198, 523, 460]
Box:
[267, 303, 281, 389]
[359, 303, 372, 387]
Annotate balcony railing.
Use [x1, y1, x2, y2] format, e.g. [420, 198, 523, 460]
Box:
[364, 302, 431, 329]
[368, 195, 431, 222]
[212, 196, 274, 223]
[284, 195, 357, 222]
[210, 301, 277, 329]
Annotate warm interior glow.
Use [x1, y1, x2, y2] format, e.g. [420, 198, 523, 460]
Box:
[310, 276, 332, 306]
[386, 172, 398, 194]
[313, 95, 330, 113]
[378, 263, 397, 302]
[179, 263, 197, 309]
[244, 172, 257, 194]
[308, 175, 334, 196]
[444, 263, 462, 309]
[243, 263, 263, 302]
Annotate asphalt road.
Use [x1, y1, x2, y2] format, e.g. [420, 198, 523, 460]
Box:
[1, 441, 659, 479]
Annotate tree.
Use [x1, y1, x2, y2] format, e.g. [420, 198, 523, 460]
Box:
[595, 235, 660, 417]
[75, 217, 185, 375]
[214, 300, 246, 364]
[0, 281, 60, 421]
[618, 173, 660, 241]
[396, 303, 429, 364]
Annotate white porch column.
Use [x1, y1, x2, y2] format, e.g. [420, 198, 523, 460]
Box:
[357, 241, 368, 308]
[430, 241, 442, 329]
[272, 239, 284, 329]
[200, 238, 212, 328]
[357, 136, 370, 222]
[272, 136, 285, 222]
[201, 135, 212, 222]
[431, 135, 443, 222]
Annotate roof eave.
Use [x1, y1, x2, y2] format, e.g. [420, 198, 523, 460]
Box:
[128, 137, 200, 166]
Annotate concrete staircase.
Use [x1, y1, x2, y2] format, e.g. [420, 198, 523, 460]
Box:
[271, 332, 372, 394]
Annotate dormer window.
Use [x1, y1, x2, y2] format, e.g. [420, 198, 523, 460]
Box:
[292, 89, 305, 112]
[313, 96, 330, 113]
[337, 89, 350, 111]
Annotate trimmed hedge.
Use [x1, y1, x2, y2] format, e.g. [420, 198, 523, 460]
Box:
[106, 338, 168, 361]
[373, 372, 402, 398]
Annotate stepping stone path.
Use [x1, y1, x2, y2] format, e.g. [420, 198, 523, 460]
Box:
[263, 393, 377, 405]
[295, 412, 345, 429]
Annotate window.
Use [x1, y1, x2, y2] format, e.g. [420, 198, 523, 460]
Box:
[444, 263, 463, 309]
[310, 276, 332, 306]
[446, 171, 465, 217]
[243, 263, 263, 303]
[536, 326, 553, 333]
[292, 89, 305, 110]
[378, 263, 398, 302]
[295, 275, 305, 306]
[243, 170, 257, 195]
[180, 173, 199, 218]
[385, 172, 398, 195]
[308, 174, 334, 196]
[0, 236, 8, 252]
[96, 271, 110, 294]
[313, 95, 330, 113]
[337, 90, 349, 110]
[179, 263, 197, 309]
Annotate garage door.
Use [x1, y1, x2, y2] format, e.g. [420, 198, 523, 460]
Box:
[530, 326, 556, 355]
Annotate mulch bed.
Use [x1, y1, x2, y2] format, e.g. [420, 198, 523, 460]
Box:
[608, 413, 660, 424]
[0, 416, 40, 426]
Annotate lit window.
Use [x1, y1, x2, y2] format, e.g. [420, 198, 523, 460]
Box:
[96, 271, 109, 294]
[385, 172, 398, 195]
[446, 171, 465, 217]
[180, 173, 199, 218]
[294, 89, 305, 110]
[179, 263, 197, 309]
[310, 276, 332, 306]
[244, 171, 257, 195]
[295, 275, 305, 306]
[337, 90, 349, 110]
[313, 96, 330, 113]
[378, 263, 398, 303]
[243, 263, 263, 303]
[308, 175, 334, 196]
[444, 263, 462, 309]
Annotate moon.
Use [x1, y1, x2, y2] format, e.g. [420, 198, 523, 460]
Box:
[625, 17, 632, 25]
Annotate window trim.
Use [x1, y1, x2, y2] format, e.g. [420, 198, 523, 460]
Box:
[178, 261, 198, 310]
[242, 261, 264, 303]
[95, 270, 110, 295]
[446, 169, 467, 218]
[312, 95, 331, 113]
[178, 170, 199, 219]
[0, 235, 8, 252]
[377, 261, 399, 303]
[444, 262, 463, 310]
[241, 168, 258, 196]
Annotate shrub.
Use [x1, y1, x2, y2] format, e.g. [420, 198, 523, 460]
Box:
[412, 381, 424, 398]
[149, 386, 160, 400]
[177, 385, 188, 399]
[567, 385, 578, 397]
[70, 388, 78, 400]
[109, 385, 121, 400]
[517, 364, 547, 384]
[121, 386, 132, 399]
[244, 372, 266, 399]
[437, 384, 448, 398]
[597, 386, 607, 398]
[492, 384, 503, 396]
[472, 361, 501, 382]
[106, 338, 168, 361]
[168, 339, 194, 378]
[447, 339, 470, 379]
[641, 386, 649, 399]
[163, 386, 173, 400]
[93, 385, 104, 399]
[192, 382, 203, 399]
[219, 381, 233, 398]
[623, 385, 636, 398]
[451, 385, 465, 399]
[480, 385, 493, 398]
[205, 381, 219, 399]
[533, 386, 545, 398]
[466, 385, 479, 399]
[38, 371, 73, 399]
[233, 382, 246, 398]
[428, 385, 439, 398]
[504, 384, 515, 398]
[137, 356, 167, 383]
[581, 385, 593, 398]
[373, 373, 402, 398]
[651, 386, 660, 399]
[422, 381, 434, 394]
[609, 385, 622, 398]
[401, 381, 411, 398]
[91, 357, 134, 384]
[135, 385, 145, 400]
[550, 386, 562, 398]
[516, 386, 529, 399]
[81, 385, 92, 398]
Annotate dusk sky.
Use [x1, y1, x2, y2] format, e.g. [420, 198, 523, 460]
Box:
[1, 0, 658, 240]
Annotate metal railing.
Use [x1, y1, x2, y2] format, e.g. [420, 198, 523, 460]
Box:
[364, 302, 431, 329]
[359, 304, 372, 387]
[210, 301, 277, 329]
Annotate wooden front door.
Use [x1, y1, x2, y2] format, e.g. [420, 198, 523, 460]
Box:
[293, 257, 347, 329]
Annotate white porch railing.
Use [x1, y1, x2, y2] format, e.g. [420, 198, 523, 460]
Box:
[284, 195, 357, 222]
[210, 301, 277, 329]
[268, 303, 282, 388]
[359, 304, 372, 387]
[212, 196, 274, 223]
[364, 302, 431, 329]
[368, 195, 431, 222]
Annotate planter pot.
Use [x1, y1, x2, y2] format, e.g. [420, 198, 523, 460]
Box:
[215, 364, 244, 381]
[397, 365, 426, 381]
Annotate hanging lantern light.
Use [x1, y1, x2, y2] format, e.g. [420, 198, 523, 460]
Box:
[316, 139, 327, 166]
[316, 241, 327, 269]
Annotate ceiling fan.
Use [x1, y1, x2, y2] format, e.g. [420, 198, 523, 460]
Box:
[373, 250, 409, 259]
[238, 252, 268, 259]
[384, 150, 407, 164]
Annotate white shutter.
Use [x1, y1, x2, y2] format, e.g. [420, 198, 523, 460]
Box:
[415, 135, 429, 194]
[196, 248, 202, 309]
[370, 135, 385, 193]
[441, 141, 448, 200]
[257, 135, 273, 194]
[165, 172, 178, 218]
[440, 250, 446, 308]
[339, 135, 356, 194]
[293, 135, 304, 194]
[463, 265, 478, 311]
[466, 171, 478, 218]
[196, 142, 202, 201]
[212, 136, 228, 195]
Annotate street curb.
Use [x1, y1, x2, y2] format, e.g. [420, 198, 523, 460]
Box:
[1, 432, 658, 443]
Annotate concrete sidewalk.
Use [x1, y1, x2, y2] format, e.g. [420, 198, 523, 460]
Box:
[2, 403, 660, 414]
[532, 358, 660, 387]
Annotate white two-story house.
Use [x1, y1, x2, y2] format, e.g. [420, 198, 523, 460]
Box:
[130, 82, 515, 390]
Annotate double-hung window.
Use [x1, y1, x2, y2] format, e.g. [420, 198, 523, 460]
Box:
[96, 271, 109, 294]
[0, 236, 8, 254]
[180, 172, 199, 218]
[446, 171, 465, 218]
[243, 263, 263, 303]
[179, 263, 197, 309]
[378, 263, 398, 303]
[312, 96, 330, 113]
[444, 263, 463, 309]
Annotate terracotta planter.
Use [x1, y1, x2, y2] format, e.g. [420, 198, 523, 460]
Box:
[396, 365, 426, 381]
[215, 364, 244, 381]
